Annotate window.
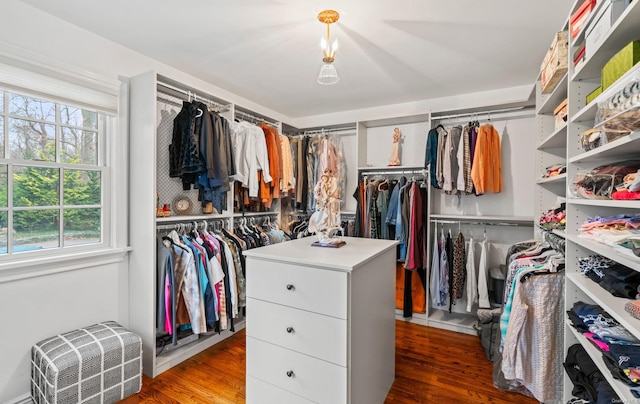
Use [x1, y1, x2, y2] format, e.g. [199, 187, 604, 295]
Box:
[0, 89, 106, 255]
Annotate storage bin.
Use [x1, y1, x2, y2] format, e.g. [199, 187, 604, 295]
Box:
[570, 0, 597, 38]
[554, 98, 568, 129]
[602, 40, 640, 90]
[585, 0, 628, 58]
[31, 321, 142, 404]
[489, 266, 506, 306]
[586, 86, 602, 104]
[541, 31, 569, 94]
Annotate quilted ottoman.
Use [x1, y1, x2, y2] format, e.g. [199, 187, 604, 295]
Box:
[31, 321, 142, 404]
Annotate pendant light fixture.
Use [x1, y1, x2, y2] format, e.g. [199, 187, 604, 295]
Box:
[317, 9, 340, 85]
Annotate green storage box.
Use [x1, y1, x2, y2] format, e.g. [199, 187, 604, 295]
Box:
[586, 86, 602, 104]
[602, 40, 640, 90]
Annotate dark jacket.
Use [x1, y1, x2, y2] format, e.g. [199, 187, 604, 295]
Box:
[169, 101, 206, 185]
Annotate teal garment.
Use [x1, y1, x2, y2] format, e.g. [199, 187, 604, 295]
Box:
[425, 127, 441, 188]
[499, 265, 543, 348]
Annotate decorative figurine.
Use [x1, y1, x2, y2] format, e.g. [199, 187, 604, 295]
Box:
[388, 127, 402, 166]
[308, 168, 345, 247]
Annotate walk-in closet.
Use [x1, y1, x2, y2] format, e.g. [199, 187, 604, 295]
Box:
[3, 1, 640, 403]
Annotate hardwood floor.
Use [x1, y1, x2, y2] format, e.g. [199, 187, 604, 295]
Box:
[120, 321, 537, 404]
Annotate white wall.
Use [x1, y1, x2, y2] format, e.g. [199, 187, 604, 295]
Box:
[0, 262, 129, 402]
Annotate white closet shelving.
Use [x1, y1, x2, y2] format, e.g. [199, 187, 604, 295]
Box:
[536, 0, 640, 401]
[535, 11, 568, 239]
[427, 107, 536, 335]
[355, 115, 430, 326]
[128, 71, 287, 377]
[354, 103, 537, 334]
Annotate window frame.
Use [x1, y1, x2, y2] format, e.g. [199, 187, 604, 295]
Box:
[0, 60, 127, 282]
[0, 87, 110, 258]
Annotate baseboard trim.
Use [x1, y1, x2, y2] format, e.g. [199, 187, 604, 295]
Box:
[9, 394, 32, 404]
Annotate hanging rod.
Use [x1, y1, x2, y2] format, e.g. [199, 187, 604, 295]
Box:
[234, 212, 279, 219]
[431, 106, 534, 122]
[157, 81, 231, 112]
[301, 126, 357, 136]
[235, 109, 279, 127]
[359, 167, 427, 177]
[156, 217, 229, 231]
[156, 94, 183, 108]
[430, 218, 533, 227]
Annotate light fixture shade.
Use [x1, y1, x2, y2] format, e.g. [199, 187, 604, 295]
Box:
[318, 63, 340, 85]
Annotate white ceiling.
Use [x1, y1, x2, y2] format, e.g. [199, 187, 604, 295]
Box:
[21, 0, 572, 119]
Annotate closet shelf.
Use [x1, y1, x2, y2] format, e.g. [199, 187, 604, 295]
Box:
[567, 274, 640, 341]
[233, 211, 279, 218]
[155, 321, 245, 376]
[553, 229, 567, 238]
[537, 73, 568, 115]
[571, 0, 607, 45]
[571, 0, 640, 81]
[571, 100, 598, 124]
[156, 213, 229, 223]
[427, 309, 477, 335]
[572, 63, 640, 125]
[358, 165, 426, 172]
[565, 234, 640, 272]
[567, 198, 640, 208]
[537, 173, 567, 185]
[565, 318, 638, 402]
[568, 131, 640, 163]
[537, 124, 568, 150]
[429, 214, 533, 226]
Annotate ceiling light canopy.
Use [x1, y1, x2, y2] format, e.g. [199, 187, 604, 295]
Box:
[317, 9, 340, 85]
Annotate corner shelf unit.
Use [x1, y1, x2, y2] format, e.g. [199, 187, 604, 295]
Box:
[535, 67, 568, 242]
[536, 0, 640, 400]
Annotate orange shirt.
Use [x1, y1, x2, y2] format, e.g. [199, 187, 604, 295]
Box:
[470, 124, 502, 194]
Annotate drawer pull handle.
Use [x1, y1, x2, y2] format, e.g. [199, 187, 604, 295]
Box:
[286, 370, 294, 378]
[286, 284, 295, 291]
[286, 327, 294, 334]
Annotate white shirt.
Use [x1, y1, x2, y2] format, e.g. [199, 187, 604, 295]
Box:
[229, 121, 272, 197]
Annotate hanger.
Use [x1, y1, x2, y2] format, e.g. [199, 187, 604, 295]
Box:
[377, 177, 389, 191]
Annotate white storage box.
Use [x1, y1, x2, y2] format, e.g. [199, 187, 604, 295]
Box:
[585, 0, 627, 58]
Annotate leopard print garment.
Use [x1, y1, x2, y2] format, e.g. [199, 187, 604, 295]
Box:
[452, 232, 466, 301]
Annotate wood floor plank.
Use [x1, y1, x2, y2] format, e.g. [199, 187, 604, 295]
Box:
[120, 321, 537, 404]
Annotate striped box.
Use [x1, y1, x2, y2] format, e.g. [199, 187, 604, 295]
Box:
[31, 321, 142, 404]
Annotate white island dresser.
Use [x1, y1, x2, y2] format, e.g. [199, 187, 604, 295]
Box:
[244, 236, 398, 404]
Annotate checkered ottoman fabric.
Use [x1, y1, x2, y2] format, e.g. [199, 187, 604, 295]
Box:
[31, 321, 142, 404]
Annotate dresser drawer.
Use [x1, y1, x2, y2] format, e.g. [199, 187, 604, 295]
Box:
[247, 298, 347, 366]
[246, 258, 348, 319]
[247, 337, 347, 404]
[247, 376, 315, 404]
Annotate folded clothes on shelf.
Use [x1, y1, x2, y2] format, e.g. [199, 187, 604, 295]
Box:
[579, 254, 640, 299]
[541, 164, 566, 179]
[539, 203, 566, 230]
[568, 301, 640, 397]
[579, 214, 640, 256]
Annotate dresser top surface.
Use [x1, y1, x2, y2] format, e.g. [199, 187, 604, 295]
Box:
[243, 237, 398, 271]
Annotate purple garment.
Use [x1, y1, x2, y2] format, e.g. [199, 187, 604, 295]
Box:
[165, 273, 172, 335]
[470, 126, 478, 167]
